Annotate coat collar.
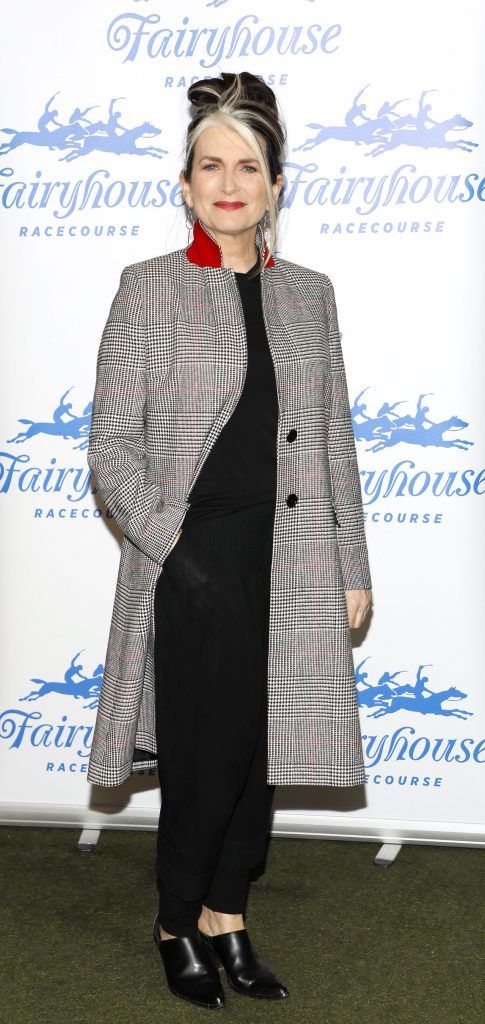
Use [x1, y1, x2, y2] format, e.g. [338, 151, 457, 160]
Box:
[185, 216, 275, 269]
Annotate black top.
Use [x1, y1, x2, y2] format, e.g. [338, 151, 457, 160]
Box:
[184, 257, 279, 524]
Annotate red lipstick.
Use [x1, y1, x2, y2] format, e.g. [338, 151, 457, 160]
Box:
[214, 201, 246, 209]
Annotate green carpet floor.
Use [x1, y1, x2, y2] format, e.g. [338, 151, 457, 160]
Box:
[1, 826, 483, 1023]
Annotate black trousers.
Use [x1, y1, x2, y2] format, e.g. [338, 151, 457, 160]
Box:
[153, 501, 276, 937]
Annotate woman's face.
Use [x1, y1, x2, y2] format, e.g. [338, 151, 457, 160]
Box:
[180, 122, 282, 241]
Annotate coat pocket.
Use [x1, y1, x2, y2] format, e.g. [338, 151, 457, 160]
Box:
[126, 498, 189, 590]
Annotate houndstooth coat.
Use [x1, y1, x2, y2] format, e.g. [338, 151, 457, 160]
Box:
[86, 217, 372, 789]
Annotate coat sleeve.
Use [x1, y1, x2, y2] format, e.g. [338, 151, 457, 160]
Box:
[87, 266, 185, 565]
[323, 275, 372, 591]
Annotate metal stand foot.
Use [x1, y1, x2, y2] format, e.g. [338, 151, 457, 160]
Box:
[77, 828, 101, 852]
[373, 842, 402, 867]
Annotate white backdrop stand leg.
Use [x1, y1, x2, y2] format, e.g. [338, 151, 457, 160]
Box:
[373, 843, 402, 867]
[77, 828, 101, 852]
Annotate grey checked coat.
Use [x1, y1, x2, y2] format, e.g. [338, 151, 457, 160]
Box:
[86, 219, 372, 789]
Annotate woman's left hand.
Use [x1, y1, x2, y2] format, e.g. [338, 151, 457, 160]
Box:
[345, 588, 372, 629]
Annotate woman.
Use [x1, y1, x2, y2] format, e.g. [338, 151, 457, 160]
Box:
[86, 72, 372, 1010]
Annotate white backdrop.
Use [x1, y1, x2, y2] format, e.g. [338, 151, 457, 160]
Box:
[1, 1, 484, 846]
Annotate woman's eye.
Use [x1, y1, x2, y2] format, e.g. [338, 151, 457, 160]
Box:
[202, 164, 257, 172]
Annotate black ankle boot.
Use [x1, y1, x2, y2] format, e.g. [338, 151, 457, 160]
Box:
[153, 915, 226, 1009]
[198, 927, 289, 1000]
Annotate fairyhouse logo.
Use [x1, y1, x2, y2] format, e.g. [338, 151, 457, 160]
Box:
[356, 657, 485, 791]
[105, 10, 343, 66]
[0, 387, 95, 511]
[351, 388, 485, 518]
[0, 651, 100, 775]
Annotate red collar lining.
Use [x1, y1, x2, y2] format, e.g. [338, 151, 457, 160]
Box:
[185, 217, 275, 269]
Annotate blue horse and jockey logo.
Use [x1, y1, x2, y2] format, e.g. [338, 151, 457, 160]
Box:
[7, 388, 91, 451]
[1, 87, 477, 164]
[20, 651, 103, 710]
[293, 86, 477, 156]
[351, 391, 474, 453]
[356, 659, 473, 720]
[0, 92, 168, 162]
[5, 386, 473, 455]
